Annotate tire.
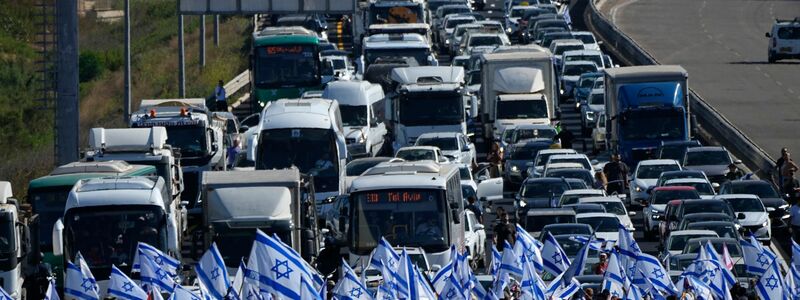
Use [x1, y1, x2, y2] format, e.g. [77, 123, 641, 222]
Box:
[768, 52, 776, 63]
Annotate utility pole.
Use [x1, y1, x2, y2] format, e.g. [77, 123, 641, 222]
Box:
[214, 15, 220, 47]
[178, 9, 185, 97]
[56, 0, 79, 165]
[200, 15, 206, 67]
[124, 0, 131, 124]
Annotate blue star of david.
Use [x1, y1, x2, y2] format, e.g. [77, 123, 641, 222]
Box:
[154, 256, 164, 266]
[611, 290, 620, 298]
[765, 275, 779, 290]
[756, 253, 770, 267]
[446, 288, 458, 298]
[247, 270, 258, 280]
[247, 291, 256, 300]
[211, 267, 221, 280]
[388, 259, 396, 268]
[551, 252, 563, 264]
[271, 259, 293, 280]
[81, 278, 94, 292]
[708, 266, 720, 279]
[630, 242, 641, 253]
[350, 287, 364, 298]
[156, 268, 169, 280]
[122, 282, 134, 292]
[651, 269, 665, 279]
[525, 248, 536, 259]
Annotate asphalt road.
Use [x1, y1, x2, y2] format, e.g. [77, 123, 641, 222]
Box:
[597, 0, 800, 161]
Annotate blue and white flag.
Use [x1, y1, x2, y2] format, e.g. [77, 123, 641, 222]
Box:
[792, 239, 800, 271]
[375, 263, 397, 300]
[246, 230, 320, 300]
[698, 241, 720, 262]
[438, 274, 467, 300]
[572, 236, 607, 252]
[618, 224, 642, 271]
[370, 237, 400, 271]
[44, 279, 60, 300]
[65, 260, 100, 300]
[333, 259, 372, 300]
[431, 258, 454, 294]
[490, 245, 502, 276]
[132, 242, 180, 276]
[515, 225, 544, 272]
[623, 284, 644, 300]
[140, 251, 177, 293]
[520, 261, 546, 300]
[756, 257, 784, 300]
[270, 233, 324, 290]
[196, 243, 232, 299]
[785, 265, 800, 300]
[602, 250, 627, 299]
[499, 241, 523, 279]
[415, 265, 437, 300]
[550, 276, 581, 300]
[684, 258, 735, 300]
[561, 237, 590, 284]
[168, 285, 202, 300]
[676, 276, 713, 300]
[741, 235, 777, 276]
[634, 253, 676, 295]
[395, 248, 416, 299]
[0, 285, 11, 300]
[541, 232, 570, 277]
[108, 265, 148, 300]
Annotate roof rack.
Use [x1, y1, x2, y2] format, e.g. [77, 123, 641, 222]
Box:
[776, 17, 800, 23]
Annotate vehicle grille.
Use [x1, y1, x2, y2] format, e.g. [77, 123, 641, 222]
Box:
[744, 225, 763, 234]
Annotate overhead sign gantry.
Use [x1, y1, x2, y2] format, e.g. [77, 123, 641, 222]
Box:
[178, 0, 356, 14]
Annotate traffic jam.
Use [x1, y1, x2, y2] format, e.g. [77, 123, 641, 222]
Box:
[3, 0, 800, 299]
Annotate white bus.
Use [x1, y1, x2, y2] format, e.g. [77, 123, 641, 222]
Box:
[348, 161, 465, 269]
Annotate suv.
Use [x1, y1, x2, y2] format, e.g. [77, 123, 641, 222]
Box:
[766, 18, 800, 63]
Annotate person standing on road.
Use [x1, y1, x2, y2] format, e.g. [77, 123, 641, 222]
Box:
[487, 142, 504, 178]
[493, 208, 515, 251]
[603, 154, 629, 195]
[784, 169, 800, 202]
[554, 126, 575, 149]
[466, 196, 483, 224]
[724, 163, 745, 181]
[777, 148, 798, 190]
[215, 80, 227, 112]
[593, 171, 607, 190]
[226, 137, 242, 169]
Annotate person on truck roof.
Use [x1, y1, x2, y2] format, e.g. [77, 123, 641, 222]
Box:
[215, 80, 227, 112]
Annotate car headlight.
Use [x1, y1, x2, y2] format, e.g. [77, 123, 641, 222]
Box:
[762, 221, 769, 228]
[519, 200, 526, 208]
[445, 40, 450, 45]
[511, 165, 519, 172]
[586, 112, 595, 121]
[650, 209, 659, 214]
[634, 186, 642, 192]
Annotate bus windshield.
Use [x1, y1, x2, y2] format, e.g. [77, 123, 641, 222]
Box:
[350, 189, 449, 255]
[64, 206, 166, 277]
[254, 44, 320, 88]
[257, 128, 340, 193]
[212, 225, 291, 267]
[399, 92, 464, 126]
[29, 187, 72, 251]
[164, 126, 208, 158]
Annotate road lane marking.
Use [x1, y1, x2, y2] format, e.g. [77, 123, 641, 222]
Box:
[789, 89, 796, 94]
[764, 73, 770, 78]
[776, 81, 783, 86]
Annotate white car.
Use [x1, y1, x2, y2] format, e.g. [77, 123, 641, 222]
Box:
[576, 212, 621, 242]
[715, 194, 771, 243]
[571, 31, 600, 51]
[459, 164, 478, 200]
[464, 210, 486, 269]
[659, 229, 718, 262]
[766, 18, 800, 63]
[544, 154, 594, 173]
[395, 146, 449, 164]
[528, 149, 578, 178]
[580, 88, 604, 135]
[415, 132, 477, 166]
[628, 159, 682, 206]
[558, 189, 607, 207]
[663, 178, 716, 198]
[578, 196, 635, 231]
[591, 112, 606, 151]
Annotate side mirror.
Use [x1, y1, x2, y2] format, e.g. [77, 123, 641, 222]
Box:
[712, 182, 720, 189]
[738, 212, 746, 220]
[167, 216, 179, 253]
[597, 40, 604, 45]
[734, 159, 743, 165]
[474, 223, 485, 231]
[452, 209, 461, 224]
[238, 125, 249, 133]
[52, 219, 64, 256]
[765, 32, 771, 38]
[628, 211, 637, 216]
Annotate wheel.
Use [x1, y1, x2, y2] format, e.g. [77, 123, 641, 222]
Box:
[768, 52, 776, 63]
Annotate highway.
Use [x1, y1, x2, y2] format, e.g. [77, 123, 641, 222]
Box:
[596, 0, 800, 161]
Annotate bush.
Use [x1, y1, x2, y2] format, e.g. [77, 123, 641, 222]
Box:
[79, 51, 103, 82]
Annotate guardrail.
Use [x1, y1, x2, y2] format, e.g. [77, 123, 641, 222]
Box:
[205, 70, 251, 109]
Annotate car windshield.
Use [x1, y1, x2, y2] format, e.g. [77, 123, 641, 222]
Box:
[669, 234, 714, 252]
[653, 190, 700, 204]
[726, 198, 764, 212]
[637, 164, 681, 179]
[687, 223, 739, 239]
[396, 149, 436, 161]
[556, 236, 599, 257]
[589, 93, 604, 105]
[257, 128, 340, 193]
[511, 144, 551, 160]
[560, 194, 598, 206]
[683, 202, 731, 216]
[522, 181, 569, 198]
[621, 109, 685, 140]
[667, 182, 714, 195]
[777, 27, 800, 39]
[399, 91, 463, 126]
[340, 105, 368, 127]
[564, 55, 603, 68]
[659, 172, 705, 185]
[547, 170, 593, 186]
[469, 36, 503, 47]
[685, 241, 741, 257]
[595, 201, 626, 215]
[577, 216, 619, 232]
[548, 158, 590, 170]
[497, 100, 549, 119]
[254, 44, 319, 88]
[446, 18, 474, 29]
[543, 225, 591, 236]
[417, 137, 458, 151]
[346, 159, 388, 176]
[555, 45, 584, 56]
[563, 64, 597, 76]
[514, 128, 557, 143]
[524, 214, 574, 232]
[669, 256, 697, 272]
[686, 151, 730, 166]
[365, 48, 430, 67]
[728, 183, 780, 198]
[459, 167, 471, 181]
[573, 34, 596, 44]
[162, 126, 207, 158]
[536, 152, 572, 167]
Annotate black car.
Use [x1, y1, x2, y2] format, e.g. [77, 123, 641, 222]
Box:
[657, 140, 701, 162]
[516, 177, 572, 216]
[719, 179, 789, 229]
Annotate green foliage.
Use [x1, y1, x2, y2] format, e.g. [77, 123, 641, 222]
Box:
[79, 51, 103, 82]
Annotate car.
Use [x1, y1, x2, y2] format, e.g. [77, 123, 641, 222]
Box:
[765, 18, 800, 63]
[685, 221, 741, 240]
[657, 140, 702, 162]
[433, 4, 472, 36]
[719, 179, 789, 230]
[439, 14, 477, 51]
[560, 60, 599, 100]
[459, 32, 510, 56]
[682, 237, 742, 261]
[322, 194, 350, 235]
[674, 200, 742, 232]
[544, 168, 595, 188]
[540, 223, 593, 240]
[580, 89, 604, 135]
[523, 208, 576, 238]
[276, 14, 329, 40]
[576, 213, 621, 242]
[558, 189, 606, 206]
[572, 72, 603, 111]
[506, 6, 541, 37]
[577, 196, 635, 231]
[564, 203, 607, 214]
[530, 19, 570, 43]
[562, 50, 606, 74]
[676, 213, 737, 231]
[504, 139, 554, 186]
[543, 154, 594, 175]
[716, 194, 771, 244]
[449, 23, 483, 55]
[550, 39, 586, 71]
[345, 157, 394, 189]
[499, 126, 517, 151]
[527, 148, 578, 178]
[571, 31, 600, 51]
[394, 146, 448, 163]
[591, 112, 607, 151]
[662, 178, 716, 198]
[642, 186, 701, 239]
[553, 234, 601, 262]
[507, 124, 558, 146]
[458, 163, 479, 201]
[514, 177, 572, 213]
[658, 229, 718, 262]
[655, 170, 710, 187]
[415, 132, 477, 166]
[682, 146, 740, 188]
[667, 253, 700, 283]
[536, 31, 573, 48]
[464, 210, 486, 269]
[565, 178, 589, 190]
[629, 159, 682, 206]
[658, 200, 682, 245]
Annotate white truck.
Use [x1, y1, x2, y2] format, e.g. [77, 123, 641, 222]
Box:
[0, 182, 30, 300]
[479, 51, 557, 142]
[52, 176, 184, 291]
[200, 169, 320, 265]
[322, 81, 388, 158]
[387, 66, 467, 148]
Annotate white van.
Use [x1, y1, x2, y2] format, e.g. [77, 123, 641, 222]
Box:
[766, 18, 800, 63]
[323, 81, 387, 158]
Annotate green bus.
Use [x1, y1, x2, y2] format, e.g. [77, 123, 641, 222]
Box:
[27, 161, 156, 286]
[250, 26, 323, 109]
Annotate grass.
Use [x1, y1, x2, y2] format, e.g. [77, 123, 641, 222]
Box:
[0, 0, 251, 198]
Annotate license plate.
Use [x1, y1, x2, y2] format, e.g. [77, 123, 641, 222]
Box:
[780, 47, 792, 52]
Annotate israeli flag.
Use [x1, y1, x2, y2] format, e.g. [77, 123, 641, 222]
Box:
[784, 265, 800, 300]
[618, 224, 642, 261]
[132, 242, 180, 276]
[602, 250, 627, 299]
[452, 250, 474, 290]
[0, 285, 11, 300]
[684, 258, 735, 300]
[499, 241, 523, 279]
[793, 239, 800, 270]
[490, 245, 502, 276]
[65, 260, 100, 300]
[437, 274, 467, 300]
[395, 248, 416, 299]
[561, 236, 590, 284]
[230, 259, 247, 300]
[550, 276, 581, 300]
[270, 233, 324, 290]
[698, 241, 720, 261]
[431, 258, 454, 294]
[684, 276, 714, 300]
[140, 250, 177, 293]
[168, 285, 202, 300]
[332, 259, 371, 300]
[741, 236, 776, 276]
[246, 230, 320, 300]
[571, 235, 607, 252]
[515, 225, 544, 272]
[370, 237, 400, 271]
[108, 265, 148, 300]
[43, 279, 60, 300]
[624, 284, 644, 300]
[519, 262, 546, 300]
[541, 232, 571, 277]
[756, 257, 784, 300]
[196, 243, 232, 299]
[375, 263, 397, 300]
[633, 253, 676, 295]
[415, 265, 438, 300]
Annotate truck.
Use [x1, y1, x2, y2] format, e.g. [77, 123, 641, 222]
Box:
[353, 0, 427, 54]
[0, 182, 30, 300]
[479, 51, 557, 143]
[387, 66, 466, 148]
[26, 161, 156, 289]
[358, 33, 438, 75]
[604, 65, 690, 165]
[200, 169, 320, 266]
[52, 176, 184, 291]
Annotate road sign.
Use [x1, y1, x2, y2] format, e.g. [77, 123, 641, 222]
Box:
[179, 0, 356, 15]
